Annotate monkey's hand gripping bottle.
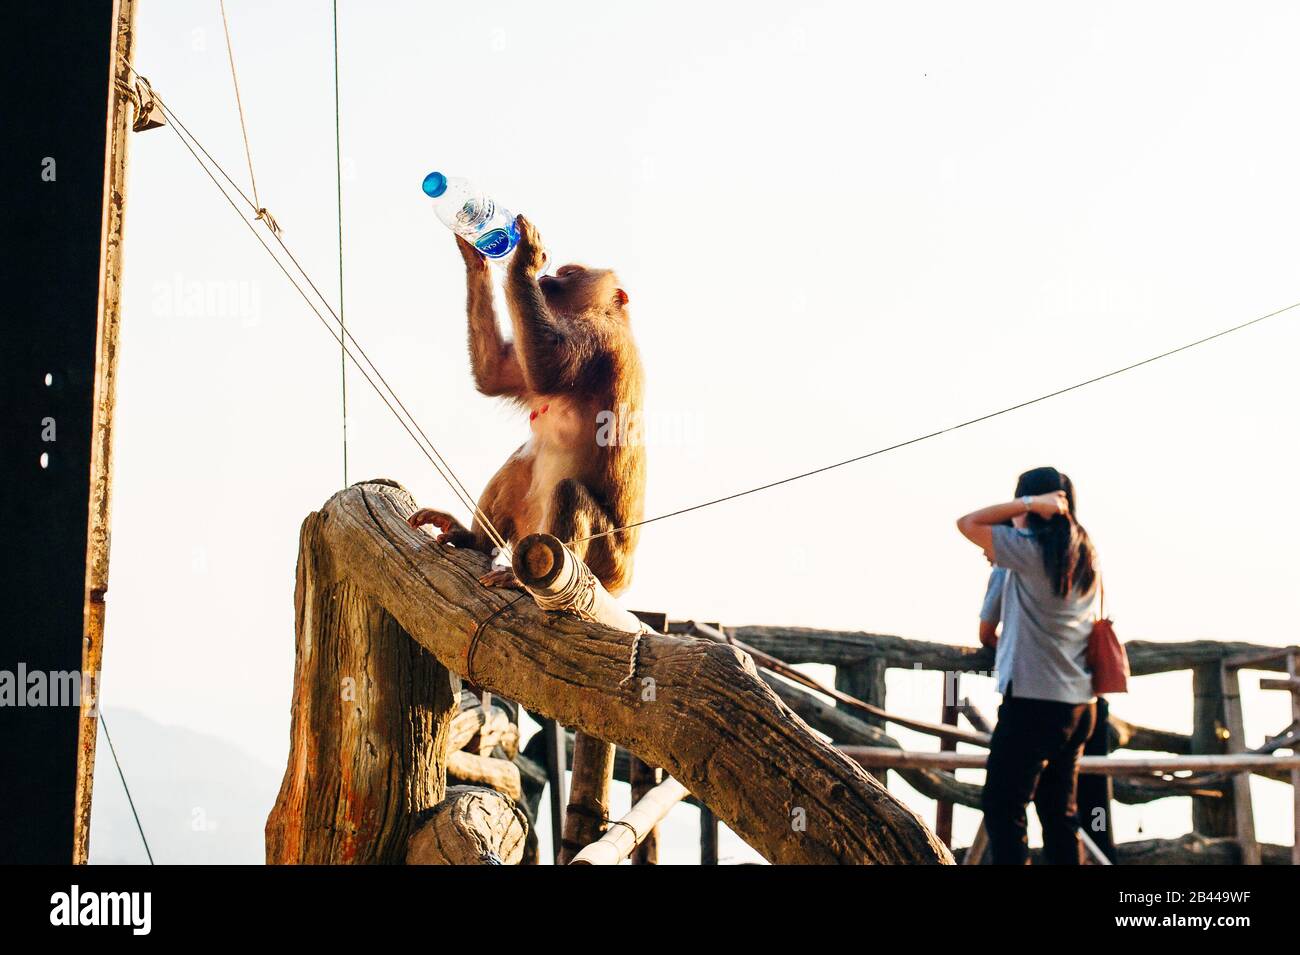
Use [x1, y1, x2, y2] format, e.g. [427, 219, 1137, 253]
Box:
[422, 171, 521, 265]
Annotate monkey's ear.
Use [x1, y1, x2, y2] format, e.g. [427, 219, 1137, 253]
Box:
[613, 288, 629, 307]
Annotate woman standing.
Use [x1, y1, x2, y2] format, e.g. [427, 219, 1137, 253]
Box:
[957, 466, 1099, 865]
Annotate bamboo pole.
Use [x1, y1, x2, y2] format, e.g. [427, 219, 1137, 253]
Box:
[570, 777, 690, 866]
[842, 747, 1300, 775]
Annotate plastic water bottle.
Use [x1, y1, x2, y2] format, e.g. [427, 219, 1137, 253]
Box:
[422, 171, 521, 265]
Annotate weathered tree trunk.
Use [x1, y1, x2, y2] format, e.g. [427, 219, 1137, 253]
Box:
[266, 502, 460, 864]
[306, 481, 951, 864]
[407, 786, 529, 865]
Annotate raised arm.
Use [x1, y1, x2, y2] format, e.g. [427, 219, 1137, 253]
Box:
[956, 492, 1067, 557]
[457, 235, 524, 398]
[503, 214, 589, 396]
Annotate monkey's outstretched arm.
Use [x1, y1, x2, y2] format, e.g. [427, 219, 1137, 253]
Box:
[458, 235, 525, 397]
[504, 266, 575, 395]
[504, 215, 588, 395]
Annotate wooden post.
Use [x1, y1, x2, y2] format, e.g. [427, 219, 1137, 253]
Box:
[266, 500, 461, 863]
[540, 718, 567, 863]
[1289, 651, 1300, 866]
[1219, 662, 1260, 864]
[72, 0, 140, 866]
[558, 733, 616, 864]
[936, 673, 960, 846]
[700, 805, 720, 865]
[1192, 663, 1234, 837]
[963, 821, 988, 865]
[629, 756, 663, 864]
[837, 659, 888, 785]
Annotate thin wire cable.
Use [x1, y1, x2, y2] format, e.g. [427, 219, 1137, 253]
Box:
[332, 0, 349, 488]
[99, 712, 155, 865]
[124, 58, 509, 554]
[157, 98, 509, 552]
[218, 0, 262, 211]
[127, 66, 501, 551]
[119, 56, 1297, 554]
[577, 300, 1298, 544]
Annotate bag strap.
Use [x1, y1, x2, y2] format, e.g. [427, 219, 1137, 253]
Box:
[1097, 574, 1106, 621]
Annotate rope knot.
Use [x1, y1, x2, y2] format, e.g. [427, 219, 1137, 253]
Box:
[254, 207, 282, 236]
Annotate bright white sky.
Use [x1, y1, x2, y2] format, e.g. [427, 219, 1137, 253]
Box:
[106, 0, 1300, 858]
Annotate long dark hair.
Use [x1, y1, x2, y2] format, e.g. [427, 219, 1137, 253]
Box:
[1014, 466, 1097, 599]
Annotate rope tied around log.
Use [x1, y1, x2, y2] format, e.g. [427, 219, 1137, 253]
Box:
[605, 818, 638, 839]
[466, 591, 528, 685]
[620, 630, 645, 688]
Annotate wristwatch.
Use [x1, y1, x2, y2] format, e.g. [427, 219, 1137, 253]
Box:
[1021, 495, 1033, 513]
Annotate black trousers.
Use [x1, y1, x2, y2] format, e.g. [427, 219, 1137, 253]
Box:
[982, 688, 1096, 865]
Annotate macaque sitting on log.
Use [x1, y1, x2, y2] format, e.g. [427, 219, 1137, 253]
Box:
[409, 214, 645, 595]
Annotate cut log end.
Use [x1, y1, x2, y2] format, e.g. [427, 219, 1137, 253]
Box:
[407, 786, 530, 865]
[514, 533, 564, 589]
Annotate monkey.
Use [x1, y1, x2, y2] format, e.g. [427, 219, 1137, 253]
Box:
[407, 214, 646, 596]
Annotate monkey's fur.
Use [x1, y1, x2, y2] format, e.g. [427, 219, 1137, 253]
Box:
[408, 214, 645, 595]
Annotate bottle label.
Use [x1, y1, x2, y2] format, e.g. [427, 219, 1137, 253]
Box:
[475, 227, 515, 259]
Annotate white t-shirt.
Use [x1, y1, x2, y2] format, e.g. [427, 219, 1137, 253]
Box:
[989, 525, 1098, 705]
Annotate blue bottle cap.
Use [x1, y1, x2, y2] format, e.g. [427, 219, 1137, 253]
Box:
[422, 171, 448, 198]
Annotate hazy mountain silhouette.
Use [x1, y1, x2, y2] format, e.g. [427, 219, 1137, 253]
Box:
[89, 707, 281, 864]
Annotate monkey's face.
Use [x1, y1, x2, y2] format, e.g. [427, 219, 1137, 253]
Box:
[539, 265, 629, 319]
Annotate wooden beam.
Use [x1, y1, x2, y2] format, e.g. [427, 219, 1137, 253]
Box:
[447, 750, 522, 802]
[309, 482, 952, 864]
[1259, 677, 1300, 693]
[692, 622, 991, 748]
[1224, 646, 1300, 672]
[713, 625, 1283, 677]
